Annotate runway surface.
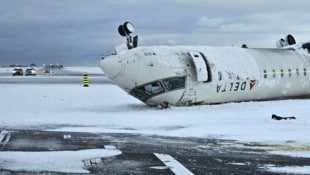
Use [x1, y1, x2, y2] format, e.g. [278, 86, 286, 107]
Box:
[2, 130, 310, 174]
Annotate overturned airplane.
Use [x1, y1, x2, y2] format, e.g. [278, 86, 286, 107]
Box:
[100, 22, 310, 107]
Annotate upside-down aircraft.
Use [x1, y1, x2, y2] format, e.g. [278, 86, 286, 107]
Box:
[100, 22, 310, 108]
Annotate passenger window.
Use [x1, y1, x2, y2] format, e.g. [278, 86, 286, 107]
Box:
[280, 69, 284, 77]
[264, 70, 267, 78]
[296, 69, 299, 76]
[288, 69, 292, 77]
[272, 69, 276, 78]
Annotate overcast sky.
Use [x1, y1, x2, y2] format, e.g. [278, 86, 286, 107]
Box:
[1, 0, 310, 66]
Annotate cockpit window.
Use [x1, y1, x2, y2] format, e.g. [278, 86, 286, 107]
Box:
[163, 77, 186, 90]
[137, 81, 164, 96]
[130, 76, 186, 102]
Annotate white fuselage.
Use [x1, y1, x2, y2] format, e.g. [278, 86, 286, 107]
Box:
[100, 45, 310, 106]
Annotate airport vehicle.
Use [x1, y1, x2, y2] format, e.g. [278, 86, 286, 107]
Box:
[12, 68, 23, 76]
[25, 68, 36, 76]
[100, 22, 310, 107]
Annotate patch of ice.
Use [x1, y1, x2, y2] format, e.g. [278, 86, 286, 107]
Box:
[63, 134, 72, 139]
[228, 162, 247, 166]
[149, 166, 168, 170]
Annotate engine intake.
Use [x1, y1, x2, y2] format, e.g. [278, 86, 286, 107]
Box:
[276, 34, 296, 48]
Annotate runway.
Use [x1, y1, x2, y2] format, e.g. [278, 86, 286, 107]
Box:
[2, 130, 309, 174]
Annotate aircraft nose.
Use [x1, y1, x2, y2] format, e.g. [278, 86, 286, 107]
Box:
[100, 56, 123, 79]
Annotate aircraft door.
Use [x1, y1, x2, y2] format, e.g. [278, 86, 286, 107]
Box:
[188, 51, 212, 82]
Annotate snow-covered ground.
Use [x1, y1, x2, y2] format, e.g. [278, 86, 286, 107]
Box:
[1, 67, 310, 174]
[2, 83, 309, 145]
[62, 66, 103, 74]
[0, 148, 121, 173]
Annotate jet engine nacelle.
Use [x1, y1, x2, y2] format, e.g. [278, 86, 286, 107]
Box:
[276, 34, 296, 48]
[302, 43, 310, 52]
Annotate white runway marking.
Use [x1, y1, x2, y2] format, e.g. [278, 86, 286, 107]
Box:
[154, 153, 194, 175]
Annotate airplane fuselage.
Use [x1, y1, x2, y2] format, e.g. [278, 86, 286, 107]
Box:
[100, 45, 310, 106]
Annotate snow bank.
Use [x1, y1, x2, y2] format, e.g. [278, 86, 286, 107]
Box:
[0, 68, 11, 74]
[263, 164, 310, 174]
[0, 149, 121, 173]
[268, 150, 310, 158]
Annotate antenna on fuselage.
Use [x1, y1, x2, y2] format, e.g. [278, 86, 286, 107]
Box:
[118, 22, 138, 49]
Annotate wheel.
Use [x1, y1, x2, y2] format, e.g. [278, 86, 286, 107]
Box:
[123, 22, 134, 34]
[118, 25, 126, 36]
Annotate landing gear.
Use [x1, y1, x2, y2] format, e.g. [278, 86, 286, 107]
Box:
[118, 21, 138, 49]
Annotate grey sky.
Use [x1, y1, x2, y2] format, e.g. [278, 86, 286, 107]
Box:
[1, 0, 310, 65]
